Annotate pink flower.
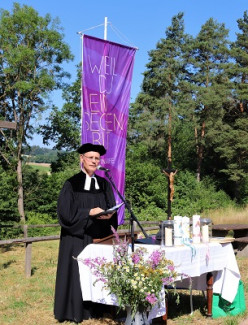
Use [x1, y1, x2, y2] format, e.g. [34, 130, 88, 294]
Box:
[145, 293, 158, 305]
[149, 250, 163, 268]
[162, 276, 174, 285]
[132, 253, 141, 264]
[168, 265, 174, 272]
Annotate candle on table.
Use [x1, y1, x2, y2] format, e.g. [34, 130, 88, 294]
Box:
[202, 224, 209, 243]
[192, 214, 201, 244]
[165, 227, 173, 246]
[182, 216, 190, 243]
[174, 216, 182, 246]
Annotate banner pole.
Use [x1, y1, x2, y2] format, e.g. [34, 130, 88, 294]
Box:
[104, 17, 108, 40]
[80, 34, 84, 143]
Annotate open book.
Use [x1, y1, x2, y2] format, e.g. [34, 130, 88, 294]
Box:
[91, 202, 124, 218]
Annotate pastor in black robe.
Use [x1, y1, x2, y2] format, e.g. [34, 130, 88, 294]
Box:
[54, 171, 118, 323]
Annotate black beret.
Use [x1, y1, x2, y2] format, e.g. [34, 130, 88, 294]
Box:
[77, 143, 106, 156]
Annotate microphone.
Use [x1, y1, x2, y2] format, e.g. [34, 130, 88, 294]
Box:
[97, 165, 110, 172]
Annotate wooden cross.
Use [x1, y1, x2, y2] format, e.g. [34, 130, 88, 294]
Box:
[162, 168, 177, 220]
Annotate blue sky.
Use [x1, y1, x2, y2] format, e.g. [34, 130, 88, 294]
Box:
[2, 0, 248, 147]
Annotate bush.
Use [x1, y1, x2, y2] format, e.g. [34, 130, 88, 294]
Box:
[0, 166, 18, 223]
[167, 170, 234, 217]
[125, 165, 234, 221]
[25, 212, 60, 237]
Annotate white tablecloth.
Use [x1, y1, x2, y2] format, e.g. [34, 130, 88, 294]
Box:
[77, 241, 240, 318]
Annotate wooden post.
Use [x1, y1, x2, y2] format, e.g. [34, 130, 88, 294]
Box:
[162, 294, 168, 325]
[23, 224, 32, 277]
[25, 241, 32, 277]
[206, 272, 213, 317]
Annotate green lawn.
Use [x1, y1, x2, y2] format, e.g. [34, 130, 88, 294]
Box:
[0, 241, 247, 325]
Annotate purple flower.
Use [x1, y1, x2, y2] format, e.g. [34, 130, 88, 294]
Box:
[132, 253, 141, 264]
[111, 226, 120, 243]
[149, 250, 163, 268]
[131, 247, 145, 265]
[162, 276, 174, 285]
[145, 293, 158, 305]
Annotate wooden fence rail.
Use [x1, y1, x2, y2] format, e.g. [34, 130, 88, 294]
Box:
[0, 221, 160, 277]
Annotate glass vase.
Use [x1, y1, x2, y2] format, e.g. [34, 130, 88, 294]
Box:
[125, 306, 150, 325]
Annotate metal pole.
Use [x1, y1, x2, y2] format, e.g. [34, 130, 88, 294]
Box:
[104, 17, 108, 40]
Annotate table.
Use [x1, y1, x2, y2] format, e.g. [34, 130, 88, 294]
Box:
[77, 241, 240, 320]
[212, 224, 248, 238]
[212, 224, 248, 252]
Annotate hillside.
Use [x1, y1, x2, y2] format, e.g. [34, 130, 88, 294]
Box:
[23, 145, 62, 163]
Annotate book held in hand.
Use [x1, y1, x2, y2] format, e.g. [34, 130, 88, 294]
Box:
[92, 202, 124, 218]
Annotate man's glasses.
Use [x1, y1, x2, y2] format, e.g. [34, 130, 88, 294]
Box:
[83, 155, 100, 162]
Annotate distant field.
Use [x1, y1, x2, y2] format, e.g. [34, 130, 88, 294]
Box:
[26, 162, 51, 173]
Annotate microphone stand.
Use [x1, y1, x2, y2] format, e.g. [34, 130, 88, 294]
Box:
[104, 170, 149, 252]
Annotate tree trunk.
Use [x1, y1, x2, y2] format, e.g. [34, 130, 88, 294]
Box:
[196, 147, 202, 182]
[195, 121, 205, 182]
[17, 157, 25, 224]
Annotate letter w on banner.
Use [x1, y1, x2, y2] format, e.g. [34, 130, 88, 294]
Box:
[81, 34, 136, 224]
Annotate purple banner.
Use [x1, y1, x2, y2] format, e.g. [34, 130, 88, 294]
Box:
[82, 35, 136, 224]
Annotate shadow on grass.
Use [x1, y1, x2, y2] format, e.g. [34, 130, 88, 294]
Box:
[31, 266, 38, 276]
[0, 259, 16, 270]
[101, 291, 208, 324]
[166, 291, 207, 319]
[0, 243, 24, 253]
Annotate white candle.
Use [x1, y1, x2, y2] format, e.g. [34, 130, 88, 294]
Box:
[174, 216, 182, 246]
[165, 227, 173, 246]
[202, 224, 209, 243]
[192, 215, 201, 244]
[182, 216, 190, 243]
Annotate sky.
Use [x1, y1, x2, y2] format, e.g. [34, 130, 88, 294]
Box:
[2, 0, 248, 148]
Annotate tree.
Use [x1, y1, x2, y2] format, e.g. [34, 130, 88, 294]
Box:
[38, 65, 81, 150]
[128, 13, 192, 217]
[0, 3, 73, 223]
[129, 13, 190, 160]
[212, 11, 248, 200]
[189, 18, 231, 181]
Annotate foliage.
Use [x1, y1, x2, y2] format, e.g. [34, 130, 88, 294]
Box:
[0, 2, 73, 222]
[38, 65, 82, 150]
[81, 227, 179, 316]
[23, 145, 60, 163]
[128, 12, 191, 161]
[0, 165, 18, 222]
[172, 171, 234, 216]
[124, 144, 233, 220]
[1, 9, 248, 227]
[25, 212, 60, 237]
[50, 150, 79, 173]
[23, 164, 77, 218]
[0, 2, 73, 157]
[127, 11, 248, 205]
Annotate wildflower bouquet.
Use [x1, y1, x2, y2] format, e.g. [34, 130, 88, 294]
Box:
[82, 227, 179, 316]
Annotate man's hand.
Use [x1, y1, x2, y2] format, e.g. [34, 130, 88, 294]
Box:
[97, 213, 114, 220]
[89, 207, 114, 219]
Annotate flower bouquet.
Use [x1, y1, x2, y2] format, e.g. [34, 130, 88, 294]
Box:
[81, 226, 180, 319]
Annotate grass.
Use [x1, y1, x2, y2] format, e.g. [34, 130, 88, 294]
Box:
[26, 162, 51, 174]
[201, 205, 248, 225]
[0, 240, 247, 325]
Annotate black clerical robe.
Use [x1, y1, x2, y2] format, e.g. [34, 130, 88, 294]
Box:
[54, 171, 118, 323]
